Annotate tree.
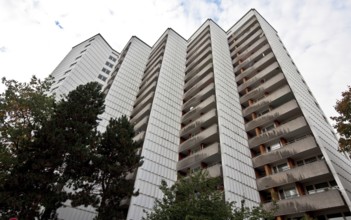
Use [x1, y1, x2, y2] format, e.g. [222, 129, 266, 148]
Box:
[0, 76, 55, 219]
[331, 86, 351, 154]
[0, 78, 108, 219]
[143, 171, 276, 220]
[71, 116, 143, 220]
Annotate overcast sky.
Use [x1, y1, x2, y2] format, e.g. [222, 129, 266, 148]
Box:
[1, 0, 351, 124]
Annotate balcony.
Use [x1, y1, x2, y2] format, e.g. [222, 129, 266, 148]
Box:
[142, 62, 161, 82]
[263, 190, 345, 216]
[186, 49, 212, 73]
[134, 116, 149, 133]
[232, 36, 266, 62]
[243, 85, 292, 117]
[183, 83, 215, 111]
[139, 72, 158, 92]
[180, 109, 217, 138]
[130, 103, 151, 124]
[133, 131, 145, 142]
[233, 44, 271, 72]
[229, 17, 256, 41]
[230, 29, 263, 54]
[206, 163, 222, 178]
[185, 54, 212, 82]
[240, 72, 287, 104]
[136, 82, 157, 102]
[256, 160, 330, 191]
[181, 95, 216, 124]
[245, 100, 299, 132]
[248, 116, 309, 148]
[184, 71, 213, 100]
[187, 38, 211, 64]
[232, 23, 261, 48]
[252, 136, 318, 168]
[235, 52, 275, 83]
[144, 55, 163, 74]
[184, 66, 213, 92]
[177, 142, 220, 171]
[179, 124, 218, 153]
[237, 62, 280, 93]
[132, 92, 154, 116]
[188, 28, 210, 53]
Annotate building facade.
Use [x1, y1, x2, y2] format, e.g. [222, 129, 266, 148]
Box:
[50, 33, 119, 98]
[52, 9, 351, 220]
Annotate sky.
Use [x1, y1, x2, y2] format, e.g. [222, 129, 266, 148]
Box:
[0, 0, 351, 124]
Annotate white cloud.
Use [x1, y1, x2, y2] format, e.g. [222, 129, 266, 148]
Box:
[0, 0, 350, 123]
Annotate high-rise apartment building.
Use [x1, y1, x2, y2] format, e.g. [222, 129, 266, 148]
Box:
[50, 33, 119, 98]
[52, 9, 351, 220]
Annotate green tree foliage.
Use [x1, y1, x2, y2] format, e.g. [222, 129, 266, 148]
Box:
[0, 76, 56, 219]
[0, 77, 142, 220]
[331, 86, 351, 154]
[68, 116, 143, 220]
[143, 171, 276, 220]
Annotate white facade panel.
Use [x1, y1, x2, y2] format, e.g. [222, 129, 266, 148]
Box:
[210, 21, 260, 207]
[127, 30, 187, 220]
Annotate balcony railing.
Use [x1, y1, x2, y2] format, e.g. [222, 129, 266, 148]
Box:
[248, 116, 308, 148]
[235, 52, 275, 83]
[256, 160, 330, 191]
[237, 62, 280, 92]
[181, 95, 216, 124]
[263, 190, 345, 216]
[232, 36, 266, 62]
[183, 84, 215, 111]
[233, 44, 270, 72]
[243, 85, 291, 117]
[179, 124, 218, 153]
[180, 109, 217, 137]
[229, 17, 256, 40]
[177, 142, 220, 171]
[245, 99, 299, 132]
[206, 163, 222, 178]
[184, 67, 213, 92]
[130, 103, 152, 124]
[240, 73, 285, 104]
[230, 29, 263, 54]
[252, 136, 317, 168]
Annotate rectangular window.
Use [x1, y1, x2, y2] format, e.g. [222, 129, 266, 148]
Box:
[279, 187, 298, 199]
[70, 62, 76, 67]
[98, 74, 107, 82]
[80, 49, 86, 54]
[64, 69, 71, 74]
[85, 44, 91, 48]
[273, 163, 289, 173]
[105, 61, 113, 68]
[109, 55, 117, 62]
[89, 38, 95, 42]
[102, 67, 111, 75]
[75, 55, 81, 60]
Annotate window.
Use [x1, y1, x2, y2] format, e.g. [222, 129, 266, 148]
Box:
[80, 49, 86, 54]
[279, 187, 298, 199]
[273, 163, 289, 173]
[70, 62, 76, 67]
[257, 108, 270, 117]
[105, 61, 113, 68]
[75, 55, 81, 60]
[64, 69, 71, 75]
[296, 155, 322, 166]
[262, 124, 275, 133]
[85, 44, 91, 48]
[306, 180, 338, 195]
[98, 74, 107, 82]
[102, 67, 111, 75]
[89, 38, 95, 42]
[51, 86, 59, 91]
[267, 142, 281, 152]
[109, 55, 117, 62]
